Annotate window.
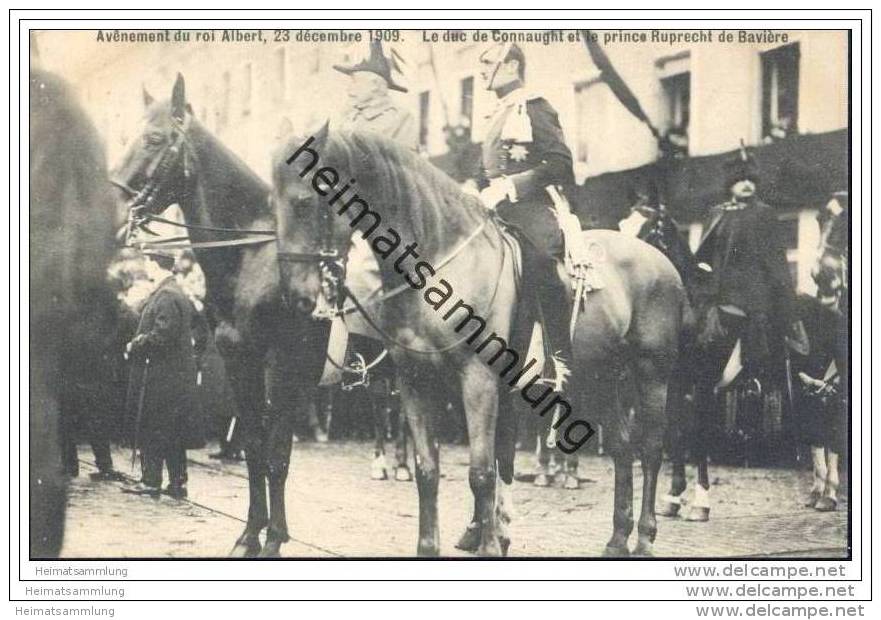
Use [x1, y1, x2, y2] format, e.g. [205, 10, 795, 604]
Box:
[242, 63, 253, 116]
[661, 72, 690, 154]
[574, 80, 601, 164]
[218, 71, 231, 130]
[761, 43, 800, 141]
[419, 90, 431, 149]
[274, 47, 287, 102]
[459, 76, 474, 129]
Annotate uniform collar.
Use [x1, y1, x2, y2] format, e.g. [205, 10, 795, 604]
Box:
[488, 87, 538, 118]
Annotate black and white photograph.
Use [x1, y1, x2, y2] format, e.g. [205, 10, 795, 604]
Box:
[13, 11, 871, 614]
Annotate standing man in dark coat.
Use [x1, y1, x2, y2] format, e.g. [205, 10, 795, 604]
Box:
[126, 249, 201, 499]
[686, 145, 803, 520]
[695, 145, 798, 381]
[476, 42, 575, 384]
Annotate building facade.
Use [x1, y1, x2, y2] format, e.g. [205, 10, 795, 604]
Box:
[35, 29, 848, 294]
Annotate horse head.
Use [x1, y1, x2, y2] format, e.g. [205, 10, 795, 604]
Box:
[812, 192, 849, 299]
[111, 73, 195, 234]
[271, 124, 359, 316]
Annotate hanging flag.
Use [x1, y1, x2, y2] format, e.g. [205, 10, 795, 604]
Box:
[582, 30, 661, 141]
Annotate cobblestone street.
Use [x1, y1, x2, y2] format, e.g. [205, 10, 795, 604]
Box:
[60, 441, 849, 559]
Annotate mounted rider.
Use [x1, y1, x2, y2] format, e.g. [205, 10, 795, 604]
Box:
[695, 144, 801, 388]
[333, 40, 415, 481]
[334, 40, 417, 149]
[476, 42, 575, 388]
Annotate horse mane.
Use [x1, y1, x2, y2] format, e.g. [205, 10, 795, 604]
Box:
[322, 130, 486, 255]
[186, 119, 270, 227]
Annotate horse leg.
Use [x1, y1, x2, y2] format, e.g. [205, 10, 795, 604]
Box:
[460, 360, 503, 557]
[260, 378, 297, 558]
[370, 391, 389, 480]
[394, 407, 412, 482]
[604, 395, 635, 557]
[494, 389, 517, 556]
[228, 359, 268, 557]
[632, 359, 669, 557]
[398, 376, 441, 556]
[533, 418, 553, 488]
[660, 375, 688, 517]
[684, 379, 713, 522]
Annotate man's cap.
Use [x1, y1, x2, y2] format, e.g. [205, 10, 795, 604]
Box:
[723, 140, 760, 188]
[333, 41, 408, 93]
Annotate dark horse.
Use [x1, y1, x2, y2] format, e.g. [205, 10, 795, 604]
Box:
[273, 128, 688, 556]
[112, 75, 330, 557]
[30, 68, 117, 556]
[621, 203, 717, 521]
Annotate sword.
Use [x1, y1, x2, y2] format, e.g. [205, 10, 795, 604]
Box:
[130, 356, 150, 471]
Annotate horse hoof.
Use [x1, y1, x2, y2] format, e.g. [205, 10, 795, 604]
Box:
[632, 541, 655, 557]
[657, 502, 681, 518]
[229, 538, 261, 558]
[563, 474, 580, 490]
[603, 544, 630, 558]
[477, 539, 503, 557]
[814, 496, 838, 512]
[804, 490, 822, 508]
[370, 456, 389, 480]
[684, 507, 710, 522]
[455, 523, 480, 552]
[394, 466, 412, 482]
[417, 541, 440, 557]
[499, 536, 511, 557]
[258, 541, 282, 558]
[533, 473, 550, 488]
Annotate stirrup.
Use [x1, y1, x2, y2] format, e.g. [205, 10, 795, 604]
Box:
[341, 352, 370, 391]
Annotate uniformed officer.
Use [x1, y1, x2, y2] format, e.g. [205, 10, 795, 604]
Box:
[333, 40, 415, 480]
[695, 145, 799, 380]
[125, 248, 202, 499]
[334, 40, 417, 150]
[477, 42, 575, 381]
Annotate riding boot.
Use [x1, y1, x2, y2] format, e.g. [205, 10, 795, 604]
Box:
[535, 256, 573, 388]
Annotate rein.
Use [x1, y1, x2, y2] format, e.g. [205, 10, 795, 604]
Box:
[336, 219, 508, 356]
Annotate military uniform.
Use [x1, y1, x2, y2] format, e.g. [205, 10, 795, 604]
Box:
[694, 149, 797, 382]
[480, 89, 574, 258]
[338, 98, 417, 151]
[127, 275, 202, 491]
[480, 87, 575, 372]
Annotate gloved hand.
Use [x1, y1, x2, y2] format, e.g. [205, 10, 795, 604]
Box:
[479, 177, 517, 210]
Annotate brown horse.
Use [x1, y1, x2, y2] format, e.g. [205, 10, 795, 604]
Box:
[30, 68, 117, 557]
[112, 74, 330, 557]
[273, 128, 688, 556]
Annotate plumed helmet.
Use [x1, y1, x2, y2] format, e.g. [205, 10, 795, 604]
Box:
[724, 140, 760, 189]
[333, 40, 408, 93]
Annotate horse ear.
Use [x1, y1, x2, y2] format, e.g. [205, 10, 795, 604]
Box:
[171, 73, 187, 121]
[142, 86, 154, 108]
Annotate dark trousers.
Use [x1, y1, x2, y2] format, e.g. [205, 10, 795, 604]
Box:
[141, 446, 188, 488]
[61, 384, 117, 475]
[520, 240, 573, 366]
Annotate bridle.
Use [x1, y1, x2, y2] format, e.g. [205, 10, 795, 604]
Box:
[113, 113, 276, 253]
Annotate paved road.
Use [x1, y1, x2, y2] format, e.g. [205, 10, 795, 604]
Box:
[60, 441, 849, 558]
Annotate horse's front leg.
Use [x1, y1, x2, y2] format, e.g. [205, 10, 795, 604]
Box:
[260, 372, 297, 558]
[460, 360, 503, 557]
[391, 382, 412, 481]
[660, 374, 689, 517]
[227, 357, 268, 558]
[370, 390, 390, 480]
[398, 375, 441, 556]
